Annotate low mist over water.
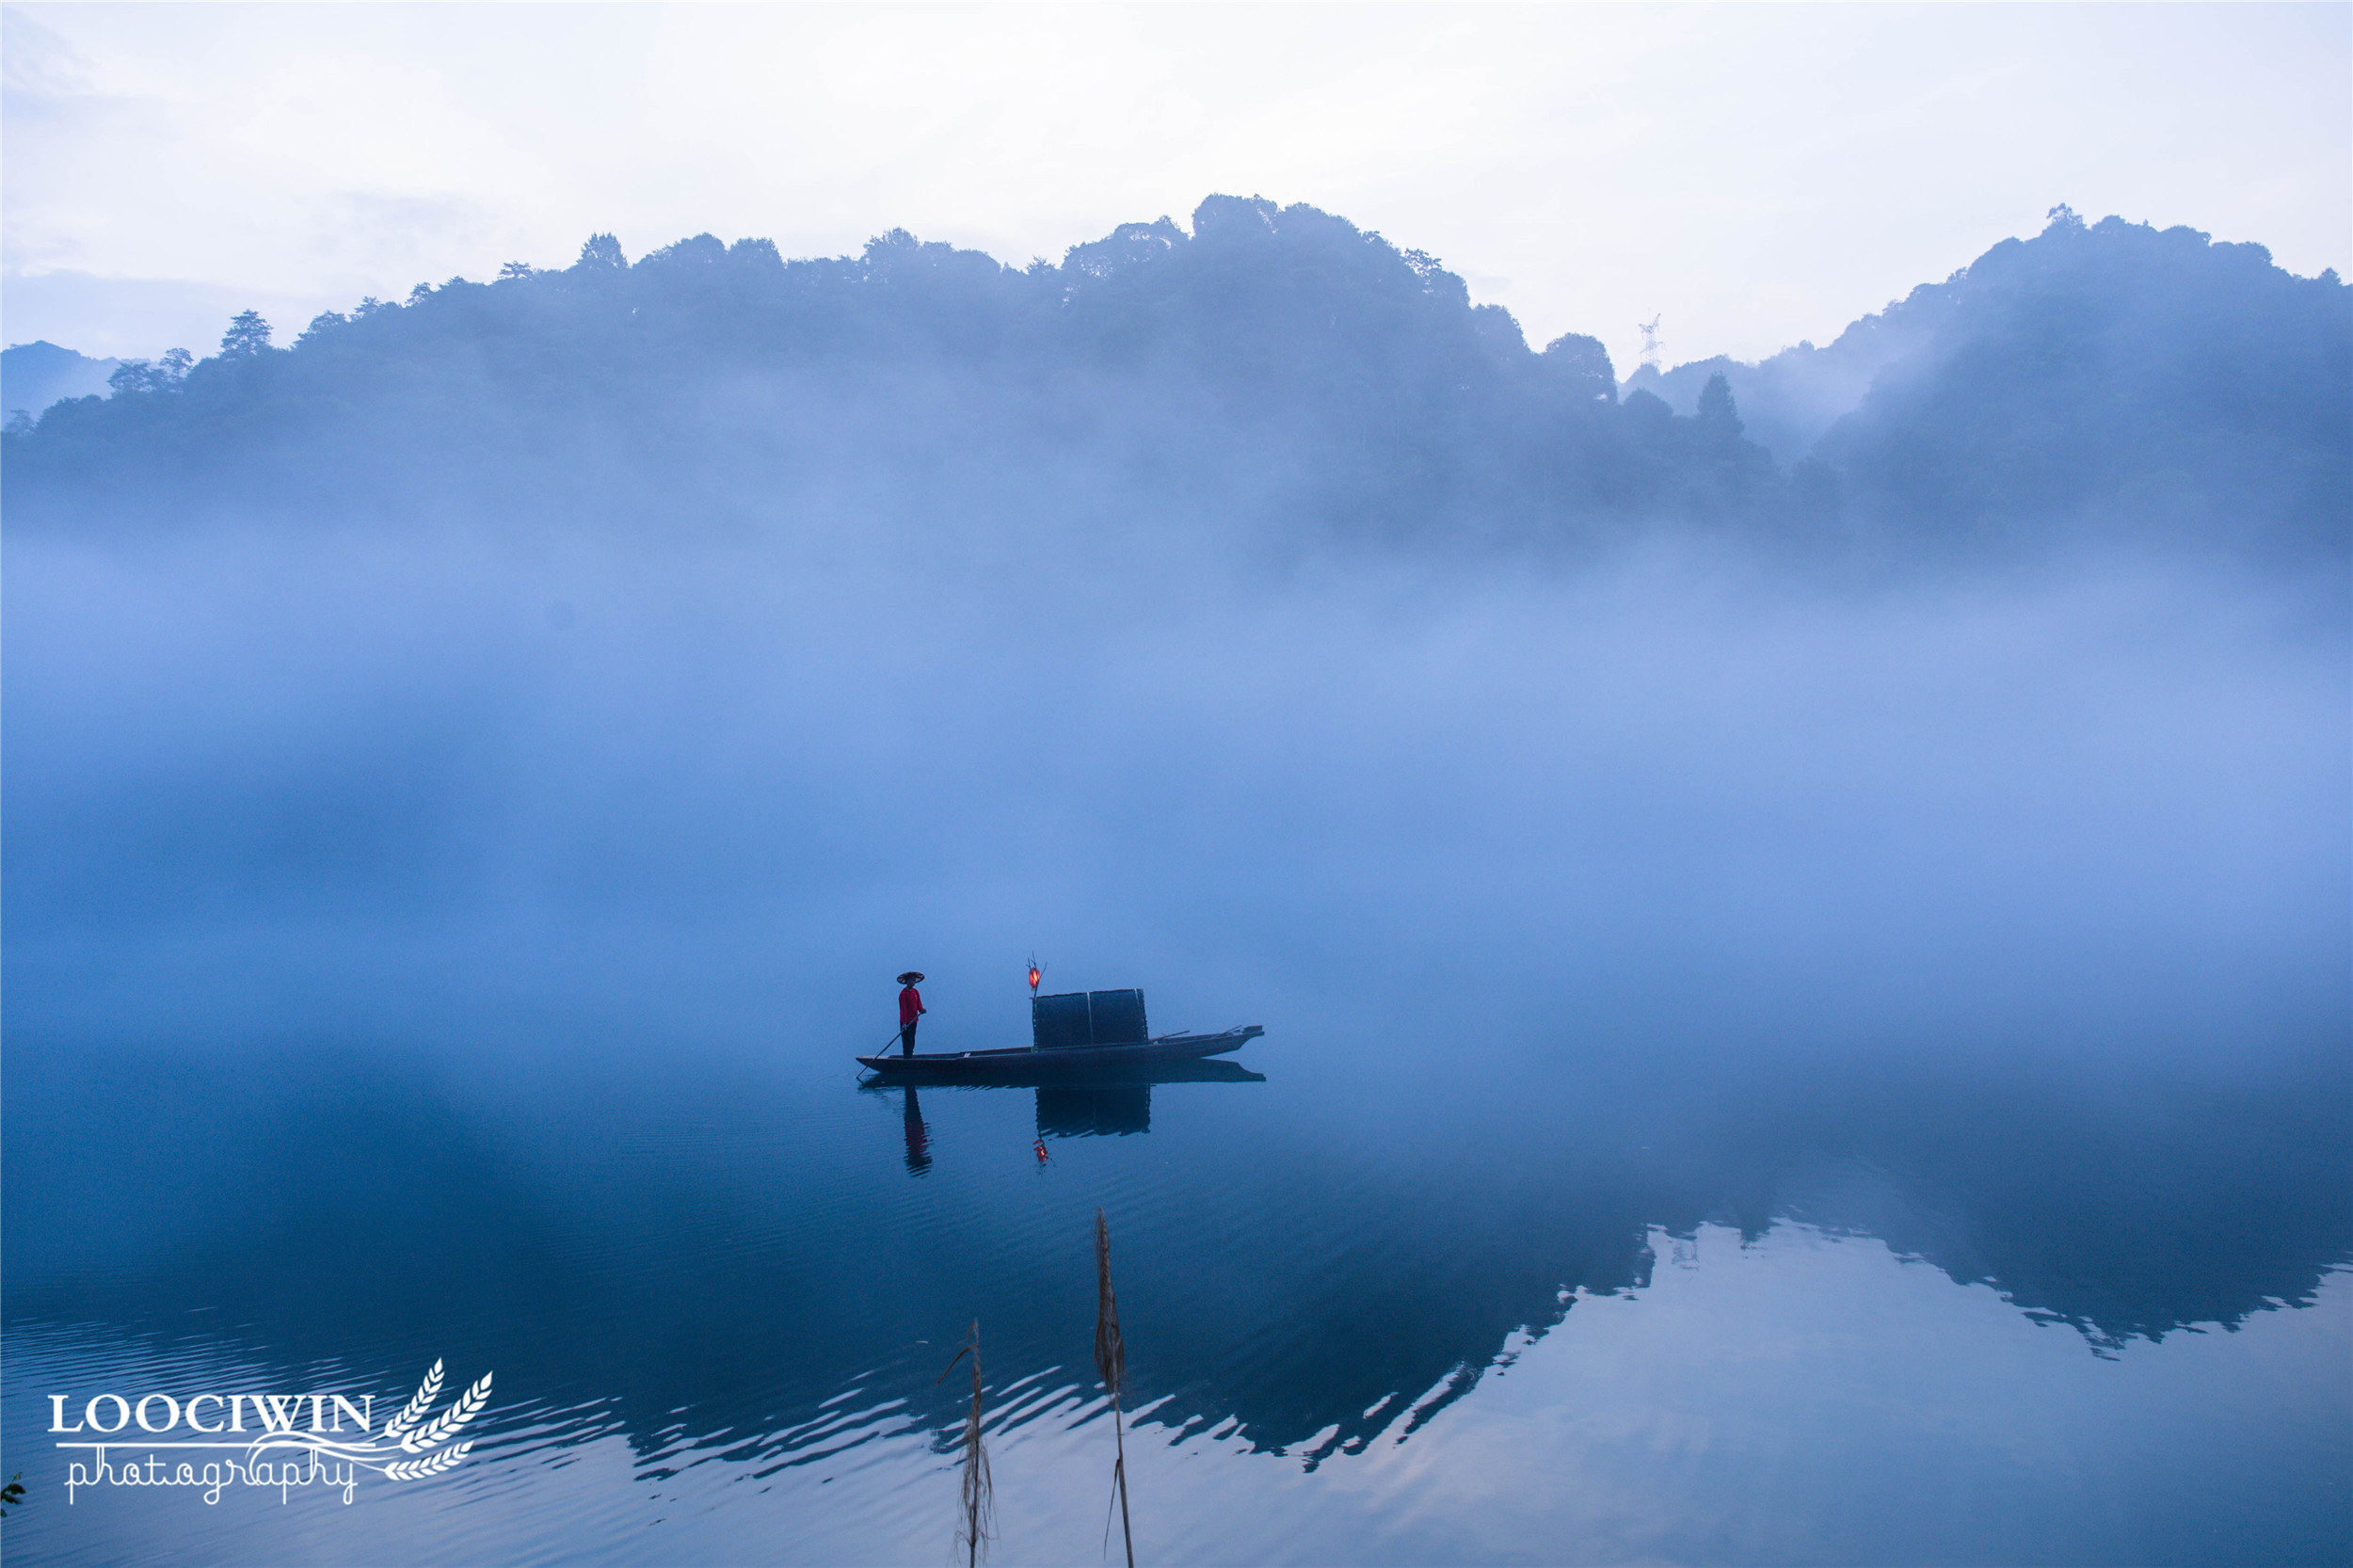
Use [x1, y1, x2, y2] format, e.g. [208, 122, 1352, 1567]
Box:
[5, 192, 2347, 1565]
[6, 513, 2345, 1067]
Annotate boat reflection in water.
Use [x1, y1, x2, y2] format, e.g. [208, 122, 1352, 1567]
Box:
[868, 1059, 1266, 1161]
[1036, 1083, 1151, 1137]
[1032, 1060, 1267, 1138]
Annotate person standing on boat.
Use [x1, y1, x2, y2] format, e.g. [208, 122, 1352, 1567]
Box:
[896, 971, 927, 1056]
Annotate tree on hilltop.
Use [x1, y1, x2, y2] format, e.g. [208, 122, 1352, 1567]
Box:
[1697, 373, 1742, 439]
[218, 311, 273, 359]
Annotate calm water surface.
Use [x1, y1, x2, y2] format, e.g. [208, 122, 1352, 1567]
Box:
[5, 1016, 2346, 1566]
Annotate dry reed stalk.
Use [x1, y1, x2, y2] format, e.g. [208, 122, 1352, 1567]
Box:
[1095, 1208, 1134, 1568]
[936, 1320, 995, 1567]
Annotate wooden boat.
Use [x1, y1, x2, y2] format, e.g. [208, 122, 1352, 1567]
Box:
[858, 1055, 1267, 1091]
[857, 1024, 1265, 1083]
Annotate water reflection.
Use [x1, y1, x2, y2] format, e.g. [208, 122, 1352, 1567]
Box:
[882, 1062, 1269, 1162]
[901, 1085, 932, 1173]
[3, 1032, 2344, 1565]
[1036, 1083, 1151, 1137]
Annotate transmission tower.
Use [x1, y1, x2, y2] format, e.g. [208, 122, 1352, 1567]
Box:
[1637, 315, 1665, 371]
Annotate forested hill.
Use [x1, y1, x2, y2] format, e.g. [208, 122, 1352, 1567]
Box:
[1819, 209, 2349, 555]
[7, 197, 2345, 562]
[2, 341, 121, 424]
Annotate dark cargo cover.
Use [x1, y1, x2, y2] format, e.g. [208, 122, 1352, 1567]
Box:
[1032, 988, 1149, 1048]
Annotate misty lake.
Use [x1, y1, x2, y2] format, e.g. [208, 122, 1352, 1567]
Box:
[6, 993, 2346, 1565]
[4, 212, 2348, 1560]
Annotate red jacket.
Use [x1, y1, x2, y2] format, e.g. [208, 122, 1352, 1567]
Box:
[899, 986, 924, 1026]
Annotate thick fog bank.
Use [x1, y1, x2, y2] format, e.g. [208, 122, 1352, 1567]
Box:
[6, 200, 2345, 1082]
[6, 508, 2343, 1085]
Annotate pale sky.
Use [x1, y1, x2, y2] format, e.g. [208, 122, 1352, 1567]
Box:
[5, 3, 2347, 374]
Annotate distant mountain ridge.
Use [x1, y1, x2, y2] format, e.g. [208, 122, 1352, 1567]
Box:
[7, 200, 2345, 563]
[1818, 210, 2349, 553]
[3, 340, 120, 424]
[1621, 275, 1962, 466]
[1623, 210, 2348, 555]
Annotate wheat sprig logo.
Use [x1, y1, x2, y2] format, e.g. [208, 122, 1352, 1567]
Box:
[383, 1443, 473, 1481]
[400, 1372, 491, 1454]
[231, 1361, 491, 1483]
[380, 1359, 445, 1446]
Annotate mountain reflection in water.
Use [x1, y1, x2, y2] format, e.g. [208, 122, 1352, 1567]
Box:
[4, 1028, 2345, 1565]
